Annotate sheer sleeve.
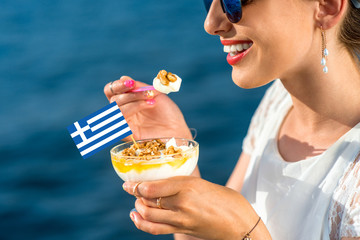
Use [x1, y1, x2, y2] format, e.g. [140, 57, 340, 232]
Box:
[329, 151, 360, 239]
[242, 79, 289, 155]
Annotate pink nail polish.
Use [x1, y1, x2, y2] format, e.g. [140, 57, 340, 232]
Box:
[124, 80, 135, 88]
[146, 99, 156, 105]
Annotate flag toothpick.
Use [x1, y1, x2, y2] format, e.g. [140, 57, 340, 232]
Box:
[67, 102, 133, 159]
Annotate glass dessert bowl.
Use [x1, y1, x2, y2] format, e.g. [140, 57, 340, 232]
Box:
[110, 137, 199, 182]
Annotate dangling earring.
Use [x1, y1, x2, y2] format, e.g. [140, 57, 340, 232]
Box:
[321, 26, 329, 73]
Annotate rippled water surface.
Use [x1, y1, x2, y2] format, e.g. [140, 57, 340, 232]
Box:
[0, 1, 268, 239]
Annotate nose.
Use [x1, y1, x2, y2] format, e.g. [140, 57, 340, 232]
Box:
[204, 0, 233, 36]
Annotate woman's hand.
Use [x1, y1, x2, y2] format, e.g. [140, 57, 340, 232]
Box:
[122, 177, 271, 240]
[104, 76, 192, 141]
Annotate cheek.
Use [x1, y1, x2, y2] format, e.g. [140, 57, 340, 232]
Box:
[259, 25, 312, 73]
[229, 34, 287, 88]
[253, 3, 313, 70]
[230, 32, 311, 89]
[229, 3, 314, 88]
[267, 31, 313, 75]
[262, 16, 314, 73]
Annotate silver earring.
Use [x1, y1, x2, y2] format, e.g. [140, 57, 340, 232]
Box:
[321, 26, 329, 73]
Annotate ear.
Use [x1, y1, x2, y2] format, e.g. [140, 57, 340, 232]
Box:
[315, 0, 348, 29]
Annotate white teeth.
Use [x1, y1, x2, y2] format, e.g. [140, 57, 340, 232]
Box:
[230, 52, 236, 57]
[236, 44, 243, 52]
[223, 45, 231, 53]
[243, 43, 250, 50]
[223, 42, 253, 54]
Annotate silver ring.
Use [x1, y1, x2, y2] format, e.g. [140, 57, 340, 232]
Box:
[109, 81, 114, 94]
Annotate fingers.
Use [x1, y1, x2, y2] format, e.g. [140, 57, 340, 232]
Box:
[130, 210, 183, 235]
[104, 76, 159, 101]
[139, 195, 177, 210]
[131, 199, 191, 235]
[104, 76, 136, 100]
[135, 199, 179, 225]
[131, 182, 175, 210]
[110, 91, 156, 106]
[104, 76, 159, 117]
[123, 177, 187, 199]
[126, 178, 202, 236]
[116, 100, 156, 119]
[139, 197, 158, 208]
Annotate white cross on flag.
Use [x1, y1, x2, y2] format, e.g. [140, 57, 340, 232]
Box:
[67, 102, 132, 159]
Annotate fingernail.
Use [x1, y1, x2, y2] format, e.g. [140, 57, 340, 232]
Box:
[146, 99, 156, 105]
[143, 90, 154, 99]
[122, 182, 129, 191]
[124, 79, 135, 88]
[130, 208, 138, 213]
[130, 212, 136, 222]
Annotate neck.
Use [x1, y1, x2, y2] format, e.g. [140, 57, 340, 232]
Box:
[280, 47, 360, 131]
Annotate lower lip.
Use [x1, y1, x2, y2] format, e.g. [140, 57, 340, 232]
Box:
[226, 48, 251, 65]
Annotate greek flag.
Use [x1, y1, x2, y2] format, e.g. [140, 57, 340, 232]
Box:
[67, 102, 132, 159]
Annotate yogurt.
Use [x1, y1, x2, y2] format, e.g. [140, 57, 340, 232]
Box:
[111, 138, 199, 182]
[153, 72, 182, 94]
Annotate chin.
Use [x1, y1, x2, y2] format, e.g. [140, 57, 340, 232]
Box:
[231, 69, 272, 89]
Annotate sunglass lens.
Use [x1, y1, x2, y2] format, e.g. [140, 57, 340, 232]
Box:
[203, 0, 213, 12]
[222, 0, 242, 23]
[203, 0, 242, 23]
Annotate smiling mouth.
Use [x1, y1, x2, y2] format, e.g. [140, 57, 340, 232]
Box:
[223, 42, 253, 56]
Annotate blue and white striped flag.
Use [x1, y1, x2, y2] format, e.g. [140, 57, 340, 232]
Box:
[67, 102, 132, 159]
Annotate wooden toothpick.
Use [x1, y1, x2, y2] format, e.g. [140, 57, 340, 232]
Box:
[130, 134, 139, 148]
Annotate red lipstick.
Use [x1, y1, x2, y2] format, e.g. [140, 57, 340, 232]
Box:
[221, 40, 251, 45]
[221, 40, 253, 65]
[226, 49, 251, 65]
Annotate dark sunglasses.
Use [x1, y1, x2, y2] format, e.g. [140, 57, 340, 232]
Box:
[203, 0, 242, 23]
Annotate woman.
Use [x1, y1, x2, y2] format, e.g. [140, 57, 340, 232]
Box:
[104, 0, 360, 239]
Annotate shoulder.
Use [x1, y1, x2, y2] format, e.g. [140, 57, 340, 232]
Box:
[329, 152, 360, 239]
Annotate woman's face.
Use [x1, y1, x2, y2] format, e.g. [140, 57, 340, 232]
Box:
[204, 0, 318, 88]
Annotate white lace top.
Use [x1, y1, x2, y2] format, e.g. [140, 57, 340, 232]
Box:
[241, 80, 360, 240]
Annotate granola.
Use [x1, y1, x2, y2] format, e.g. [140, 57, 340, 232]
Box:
[120, 139, 183, 160]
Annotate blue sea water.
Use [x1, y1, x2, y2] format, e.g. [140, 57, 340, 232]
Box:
[0, 0, 268, 239]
